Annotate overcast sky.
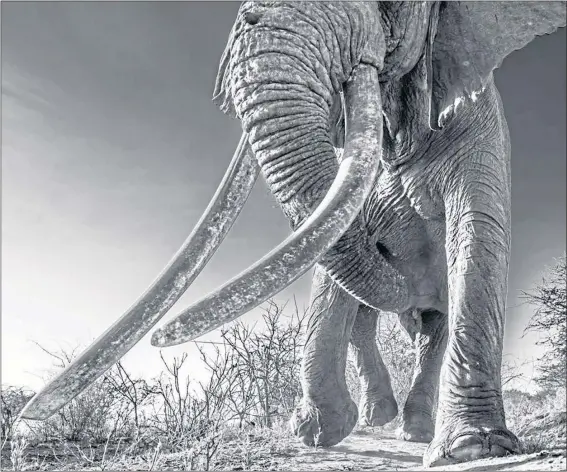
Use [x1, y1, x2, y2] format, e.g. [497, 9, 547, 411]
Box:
[2, 2, 565, 391]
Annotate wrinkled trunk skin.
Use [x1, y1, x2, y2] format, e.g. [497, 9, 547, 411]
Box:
[215, 2, 410, 313]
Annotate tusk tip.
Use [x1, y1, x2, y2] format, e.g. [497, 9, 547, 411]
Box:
[19, 398, 52, 421]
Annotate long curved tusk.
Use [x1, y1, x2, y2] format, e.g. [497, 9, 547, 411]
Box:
[20, 134, 259, 420]
[152, 63, 383, 348]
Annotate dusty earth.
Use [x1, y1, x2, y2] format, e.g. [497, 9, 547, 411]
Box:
[2, 425, 565, 470]
[277, 429, 567, 471]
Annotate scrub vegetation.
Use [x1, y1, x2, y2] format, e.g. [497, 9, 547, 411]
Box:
[2, 257, 565, 471]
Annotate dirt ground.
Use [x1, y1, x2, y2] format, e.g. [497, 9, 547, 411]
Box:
[277, 429, 567, 471]
[3, 428, 565, 471]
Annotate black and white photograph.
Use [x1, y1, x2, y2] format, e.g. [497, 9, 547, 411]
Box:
[2, 1, 566, 470]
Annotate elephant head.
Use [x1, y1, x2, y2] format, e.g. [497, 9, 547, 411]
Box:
[21, 1, 565, 421]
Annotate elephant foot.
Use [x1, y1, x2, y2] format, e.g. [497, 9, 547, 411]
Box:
[359, 395, 398, 427]
[423, 424, 521, 467]
[396, 413, 434, 443]
[290, 397, 358, 447]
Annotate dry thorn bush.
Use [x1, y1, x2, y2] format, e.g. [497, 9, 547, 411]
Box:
[2, 274, 566, 471]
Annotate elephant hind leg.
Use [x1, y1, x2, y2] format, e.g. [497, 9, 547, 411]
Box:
[398, 308, 448, 444]
[350, 306, 398, 427]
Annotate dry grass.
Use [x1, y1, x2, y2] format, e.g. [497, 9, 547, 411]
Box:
[0, 420, 302, 471]
[504, 387, 567, 454]
[3, 386, 565, 471]
[1, 301, 307, 471]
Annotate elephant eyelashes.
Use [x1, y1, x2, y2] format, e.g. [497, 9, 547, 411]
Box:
[375, 241, 393, 261]
[244, 12, 261, 25]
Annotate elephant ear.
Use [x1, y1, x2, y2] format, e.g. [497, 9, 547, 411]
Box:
[429, 1, 566, 130]
[212, 17, 244, 119]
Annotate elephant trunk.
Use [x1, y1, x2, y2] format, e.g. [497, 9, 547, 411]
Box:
[228, 20, 410, 311]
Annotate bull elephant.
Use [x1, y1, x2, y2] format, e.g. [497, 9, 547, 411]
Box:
[22, 1, 566, 467]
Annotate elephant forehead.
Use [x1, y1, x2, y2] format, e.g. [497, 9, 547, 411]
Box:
[235, 2, 385, 72]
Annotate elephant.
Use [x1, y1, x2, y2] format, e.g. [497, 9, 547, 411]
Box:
[21, 1, 566, 468]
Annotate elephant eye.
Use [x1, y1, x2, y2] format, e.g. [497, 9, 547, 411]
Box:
[244, 11, 261, 25]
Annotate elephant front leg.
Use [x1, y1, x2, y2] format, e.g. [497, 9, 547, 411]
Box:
[290, 265, 359, 447]
[423, 151, 520, 467]
[398, 309, 447, 443]
[350, 306, 398, 427]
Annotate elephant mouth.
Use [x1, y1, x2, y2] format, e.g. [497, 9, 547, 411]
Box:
[20, 63, 385, 421]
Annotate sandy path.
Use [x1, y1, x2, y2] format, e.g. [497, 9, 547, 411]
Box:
[276, 429, 566, 471]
